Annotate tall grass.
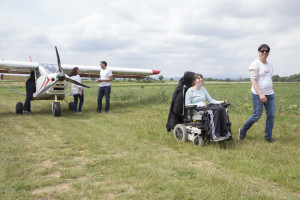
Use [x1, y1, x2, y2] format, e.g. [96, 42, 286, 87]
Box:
[0, 82, 299, 199]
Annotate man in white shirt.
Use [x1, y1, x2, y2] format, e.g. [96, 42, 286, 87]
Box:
[239, 44, 276, 142]
[97, 61, 113, 113]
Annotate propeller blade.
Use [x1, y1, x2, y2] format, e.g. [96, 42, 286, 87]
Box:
[36, 81, 58, 97]
[66, 77, 90, 88]
[55, 46, 63, 73]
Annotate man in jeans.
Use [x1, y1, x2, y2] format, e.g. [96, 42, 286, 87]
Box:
[239, 44, 276, 143]
[97, 61, 113, 113]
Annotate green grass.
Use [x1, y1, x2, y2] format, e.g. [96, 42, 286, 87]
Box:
[0, 82, 300, 199]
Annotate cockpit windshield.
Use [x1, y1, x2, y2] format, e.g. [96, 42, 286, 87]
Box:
[39, 64, 59, 75]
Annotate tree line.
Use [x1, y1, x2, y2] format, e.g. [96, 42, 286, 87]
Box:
[206, 73, 300, 82]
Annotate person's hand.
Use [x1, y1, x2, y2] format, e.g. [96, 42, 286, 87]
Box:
[203, 103, 207, 107]
[221, 100, 227, 104]
[80, 91, 83, 96]
[259, 94, 267, 103]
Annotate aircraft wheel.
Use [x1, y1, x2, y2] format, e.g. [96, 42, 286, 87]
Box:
[193, 136, 205, 147]
[52, 102, 61, 117]
[16, 102, 23, 114]
[173, 124, 188, 142]
[68, 102, 74, 111]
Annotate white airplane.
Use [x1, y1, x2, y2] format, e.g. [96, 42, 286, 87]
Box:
[0, 46, 161, 117]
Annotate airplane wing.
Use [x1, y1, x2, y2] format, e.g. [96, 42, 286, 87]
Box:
[62, 64, 161, 79]
[0, 60, 160, 79]
[0, 60, 39, 71]
[0, 60, 39, 79]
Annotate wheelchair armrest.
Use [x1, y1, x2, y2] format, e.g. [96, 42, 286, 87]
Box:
[221, 103, 231, 108]
[185, 105, 197, 109]
[198, 111, 205, 115]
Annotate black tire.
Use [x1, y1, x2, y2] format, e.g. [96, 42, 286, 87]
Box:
[68, 102, 74, 111]
[193, 136, 205, 147]
[52, 102, 61, 117]
[173, 124, 188, 142]
[16, 102, 23, 114]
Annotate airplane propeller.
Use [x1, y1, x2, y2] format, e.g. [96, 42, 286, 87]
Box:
[36, 47, 90, 97]
[54, 46, 90, 88]
[55, 46, 63, 73]
[65, 76, 90, 88]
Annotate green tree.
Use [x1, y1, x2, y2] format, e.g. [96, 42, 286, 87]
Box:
[273, 75, 280, 82]
[159, 75, 164, 82]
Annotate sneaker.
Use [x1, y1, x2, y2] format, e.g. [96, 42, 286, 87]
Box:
[265, 137, 276, 143]
[24, 111, 31, 115]
[74, 112, 77, 115]
[238, 128, 246, 140]
[78, 112, 82, 114]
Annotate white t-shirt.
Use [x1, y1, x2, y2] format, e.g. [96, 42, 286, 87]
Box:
[70, 75, 82, 95]
[249, 59, 274, 95]
[99, 68, 112, 87]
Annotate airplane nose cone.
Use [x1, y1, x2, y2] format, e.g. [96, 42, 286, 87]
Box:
[57, 73, 66, 81]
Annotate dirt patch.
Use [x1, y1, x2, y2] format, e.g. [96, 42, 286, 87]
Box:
[73, 155, 86, 164]
[104, 192, 116, 199]
[32, 183, 70, 195]
[41, 159, 57, 167]
[48, 171, 61, 178]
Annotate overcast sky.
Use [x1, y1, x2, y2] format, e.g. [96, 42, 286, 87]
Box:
[1, 0, 300, 78]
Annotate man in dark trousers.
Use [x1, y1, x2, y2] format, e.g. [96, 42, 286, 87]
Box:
[24, 71, 36, 114]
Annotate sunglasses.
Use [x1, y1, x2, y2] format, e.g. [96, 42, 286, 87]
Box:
[260, 50, 270, 53]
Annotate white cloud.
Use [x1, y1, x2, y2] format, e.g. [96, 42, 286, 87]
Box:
[0, 0, 300, 77]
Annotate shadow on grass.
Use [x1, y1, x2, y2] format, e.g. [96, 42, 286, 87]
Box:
[217, 139, 237, 149]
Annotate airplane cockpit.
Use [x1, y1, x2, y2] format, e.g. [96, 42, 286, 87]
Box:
[36, 64, 59, 78]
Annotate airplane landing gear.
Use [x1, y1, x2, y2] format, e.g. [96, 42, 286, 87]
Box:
[52, 102, 61, 117]
[52, 95, 61, 117]
[16, 102, 23, 114]
[68, 102, 74, 111]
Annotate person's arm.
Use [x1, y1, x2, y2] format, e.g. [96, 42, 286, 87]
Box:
[185, 89, 194, 106]
[98, 76, 112, 82]
[203, 87, 224, 104]
[250, 69, 267, 103]
[251, 79, 267, 103]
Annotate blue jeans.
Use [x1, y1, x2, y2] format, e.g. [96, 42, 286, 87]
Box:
[24, 91, 34, 112]
[97, 86, 111, 112]
[73, 92, 84, 113]
[241, 93, 275, 139]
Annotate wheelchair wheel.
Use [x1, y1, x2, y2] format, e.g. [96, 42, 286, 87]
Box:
[193, 136, 205, 147]
[173, 124, 188, 142]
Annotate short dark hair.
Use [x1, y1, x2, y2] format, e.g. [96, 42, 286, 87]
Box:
[100, 61, 107, 66]
[258, 44, 270, 51]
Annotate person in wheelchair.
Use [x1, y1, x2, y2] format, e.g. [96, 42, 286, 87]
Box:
[185, 73, 231, 141]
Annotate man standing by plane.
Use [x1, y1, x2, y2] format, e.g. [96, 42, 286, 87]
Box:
[97, 61, 113, 113]
[24, 71, 36, 114]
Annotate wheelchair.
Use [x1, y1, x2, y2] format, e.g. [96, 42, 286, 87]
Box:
[173, 87, 233, 147]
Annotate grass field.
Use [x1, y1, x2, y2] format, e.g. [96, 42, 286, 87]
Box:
[0, 81, 300, 199]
